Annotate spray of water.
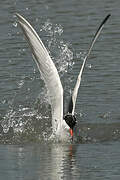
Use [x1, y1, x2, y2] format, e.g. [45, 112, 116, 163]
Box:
[1, 19, 75, 144]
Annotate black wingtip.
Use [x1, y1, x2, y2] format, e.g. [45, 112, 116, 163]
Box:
[103, 14, 111, 24]
[93, 14, 111, 40]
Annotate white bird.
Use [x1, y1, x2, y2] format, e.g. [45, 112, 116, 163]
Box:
[16, 13, 110, 141]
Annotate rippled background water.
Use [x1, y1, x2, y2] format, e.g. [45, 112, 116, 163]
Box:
[0, 0, 120, 179]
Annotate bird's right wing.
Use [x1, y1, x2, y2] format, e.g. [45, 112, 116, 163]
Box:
[68, 14, 111, 115]
[16, 13, 64, 133]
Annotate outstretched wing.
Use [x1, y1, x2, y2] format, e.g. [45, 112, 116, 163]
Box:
[68, 14, 111, 115]
[16, 13, 64, 132]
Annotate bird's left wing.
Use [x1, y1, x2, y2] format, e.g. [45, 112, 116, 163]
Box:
[16, 13, 64, 133]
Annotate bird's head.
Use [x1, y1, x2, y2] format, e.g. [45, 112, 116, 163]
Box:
[64, 114, 77, 140]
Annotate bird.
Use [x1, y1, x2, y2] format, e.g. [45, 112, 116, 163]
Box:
[16, 13, 110, 142]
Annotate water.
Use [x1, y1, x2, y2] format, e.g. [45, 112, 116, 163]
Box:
[0, 142, 120, 180]
[0, 0, 120, 179]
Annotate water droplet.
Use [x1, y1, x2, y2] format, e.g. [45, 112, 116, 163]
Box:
[13, 22, 17, 27]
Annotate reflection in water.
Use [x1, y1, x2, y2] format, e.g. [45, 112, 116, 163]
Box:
[1, 142, 120, 180]
[50, 144, 77, 179]
[8, 143, 78, 180]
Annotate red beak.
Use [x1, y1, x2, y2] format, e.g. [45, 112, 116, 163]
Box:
[69, 128, 73, 138]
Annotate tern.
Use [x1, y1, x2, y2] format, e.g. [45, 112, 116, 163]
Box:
[16, 13, 110, 141]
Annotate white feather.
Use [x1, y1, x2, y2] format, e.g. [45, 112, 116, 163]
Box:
[16, 13, 69, 136]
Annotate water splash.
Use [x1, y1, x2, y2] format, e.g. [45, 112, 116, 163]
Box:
[41, 19, 63, 36]
[13, 22, 18, 28]
[3, 18, 119, 144]
[40, 19, 74, 76]
[1, 19, 79, 144]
